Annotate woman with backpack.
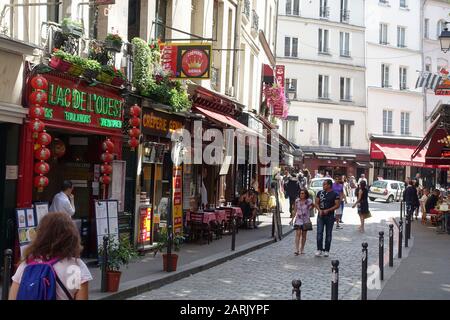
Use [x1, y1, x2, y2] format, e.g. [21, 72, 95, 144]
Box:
[9, 212, 92, 300]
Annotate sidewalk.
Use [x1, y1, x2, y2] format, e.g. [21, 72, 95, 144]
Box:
[89, 199, 293, 300]
[377, 221, 450, 300]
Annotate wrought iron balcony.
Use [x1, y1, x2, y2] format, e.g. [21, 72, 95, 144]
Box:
[341, 9, 350, 23]
[340, 50, 351, 57]
[320, 6, 330, 19]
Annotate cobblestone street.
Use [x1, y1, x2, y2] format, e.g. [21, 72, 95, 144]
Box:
[132, 202, 399, 300]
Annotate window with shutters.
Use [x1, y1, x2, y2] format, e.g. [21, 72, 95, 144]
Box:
[318, 75, 330, 99]
[318, 119, 332, 146]
[340, 77, 352, 101]
[379, 23, 388, 45]
[285, 37, 298, 57]
[401, 112, 410, 135]
[318, 29, 330, 54]
[286, 0, 300, 16]
[397, 26, 406, 48]
[399, 67, 407, 90]
[381, 64, 390, 88]
[383, 110, 393, 134]
[340, 32, 350, 56]
[340, 121, 353, 147]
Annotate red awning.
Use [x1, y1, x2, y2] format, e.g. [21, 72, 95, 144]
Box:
[193, 106, 258, 136]
[371, 142, 447, 169]
[412, 115, 442, 159]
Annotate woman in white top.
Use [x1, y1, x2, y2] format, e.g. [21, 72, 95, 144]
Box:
[9, 212, 92, 300]
[419, 188, 430, 224]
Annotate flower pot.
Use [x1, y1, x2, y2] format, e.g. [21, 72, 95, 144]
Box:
[49, 57, 72, 72]
[83, 68, 99, 80]
[68, 64, 85, 77]
[162, 253, 178, 272]
[105, 39, 123, 52]
[97, 71, 114, 84]
[106, 270, 122, 292]
[111, 77, 125, 87]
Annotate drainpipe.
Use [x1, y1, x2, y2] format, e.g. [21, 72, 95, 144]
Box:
[421, 0, 428, 135]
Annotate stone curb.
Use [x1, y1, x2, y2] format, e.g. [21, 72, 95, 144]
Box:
[91, 228, 295, 300]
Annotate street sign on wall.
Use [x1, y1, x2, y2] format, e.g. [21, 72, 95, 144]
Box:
[160, 43, 212, 79]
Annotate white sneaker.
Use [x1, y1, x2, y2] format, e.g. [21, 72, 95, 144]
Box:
[323, 251, 329, 257]
[315, 250, 323, 257]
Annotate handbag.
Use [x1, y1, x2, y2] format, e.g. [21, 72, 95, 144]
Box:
[362, 211, 372, 220]
[303, 222, 313, 231]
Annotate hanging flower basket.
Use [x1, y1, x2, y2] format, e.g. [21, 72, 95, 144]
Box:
[49, 56, 72, 73]
[97, 71, 114, 84]
[105, 39, 122, 52]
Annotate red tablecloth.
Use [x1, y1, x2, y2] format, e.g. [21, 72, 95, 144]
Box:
[215, 210, 227, 223]
[186, 211, 217, 224]
[219, 207, 243, 219]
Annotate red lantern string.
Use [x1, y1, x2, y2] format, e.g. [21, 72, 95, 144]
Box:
[128, 104, 141, 151]
[100, 138, 114, 197]
[29, 75, 52, 192]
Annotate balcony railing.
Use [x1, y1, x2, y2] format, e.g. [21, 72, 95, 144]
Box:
[382, 83, 392, 88]
[399, 84, 409, 90]
[397, 43, 407, 48]
[320, 7, 330, 19]
[318, 93, 330, 99]
[340, 9, 350, 23]
[319, 47, 330, 54]
[243, 0, 251, 21]
[251, 10, 259, 32]
[340, 96, 353, 102]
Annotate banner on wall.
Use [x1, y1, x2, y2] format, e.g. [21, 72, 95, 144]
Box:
[172, 166, 183, 235]
[160, 43, 212, 79]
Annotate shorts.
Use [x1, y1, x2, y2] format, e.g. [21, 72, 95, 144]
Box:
[335, 207, 342, 216]
[294, 224, 307, 231]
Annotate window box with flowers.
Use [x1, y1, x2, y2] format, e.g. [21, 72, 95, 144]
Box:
[61, 18, 84, 39]
[83, 59, 102, 80]
[49, 49, 73, 72]
[97, 65, 116, 84]
[67, 55, 86, 77]
[105, 33, 123, 52]
[111, 69, 127, 87]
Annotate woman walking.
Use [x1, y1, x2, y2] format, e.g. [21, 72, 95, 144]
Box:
[349, 176, 357, 203]
[352, 180, 370, 233]
[293, 189, 313, 255]
[9, 212, 93, 300]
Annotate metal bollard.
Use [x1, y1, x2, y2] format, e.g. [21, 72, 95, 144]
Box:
[101, 236, 108, 293]
[398, 220, 403, 259]
[407, 210, 412, 240]
[400, 201, 403, 221]
[331, 260, 339, 300]
[379, 232, 384, 281]
[389, 225, 394, 267]
[405, 214, 409, 248]
[2, 249, 13, 300]
[292, 279, 302, 300]
[361, 243, 368, 300]
[231, 217, 236, 251]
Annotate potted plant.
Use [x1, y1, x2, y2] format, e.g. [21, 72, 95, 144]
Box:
[83, 59, 101, 80]
[88, 40, 110, 65]
[98, 236, 137, 292]
[50, 49, 73, 72]
[105, 33, 123, 52]
[153, 228, 185, 272]
[61, 18, 84, 38]
[97, 65, 115, 84]
[111, 68, 126, 87]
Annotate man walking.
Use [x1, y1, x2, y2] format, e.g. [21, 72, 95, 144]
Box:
[358, 174, 368, 187]
[315, 180, 340, 257]
[332, 176, 345, 229]
[285, 173, 301, 225]
[403, 180, 420, 223]
[49, 180, 76, 217]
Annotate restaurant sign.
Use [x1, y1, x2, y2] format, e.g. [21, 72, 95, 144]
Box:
[142, 109, 184, 138]
[160, 43, 212, 79]
[27, 73, 124, 130]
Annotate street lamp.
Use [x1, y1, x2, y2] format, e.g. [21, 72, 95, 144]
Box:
[439, 22, 450, 53]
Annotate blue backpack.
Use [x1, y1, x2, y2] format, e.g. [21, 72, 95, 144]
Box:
[17, 258, 73, 300]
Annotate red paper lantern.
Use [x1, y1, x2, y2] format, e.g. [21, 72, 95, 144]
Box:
[129, 117, 141, 128]
[128, 128, 141, 138]
[29, 90, 48, 105]
[99, 175, 111, 185]
[30, 75, 48, 91]
[29, 105, 46, 119]
[29, 119, 45, 134]
[102, 139, 115, 153]
[52, 138, 66, 158]
[34, 175, 49, 189]
[129, 104, 141, 117]
[100, 164, 113, 175]
[37, 131, 52, 146]
[101, 152, 114, 163]
[128, 137, 140, 149]
[34, 161, 50, 175]
[35, 147, 51, 161]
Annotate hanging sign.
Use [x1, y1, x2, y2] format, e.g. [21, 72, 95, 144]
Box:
[160, 43, 212, 79]
[26, 73, 124, 131]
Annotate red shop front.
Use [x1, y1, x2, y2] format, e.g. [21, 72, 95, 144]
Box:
[17, 71, 124, 258]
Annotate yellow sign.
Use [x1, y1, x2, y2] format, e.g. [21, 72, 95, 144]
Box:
[173, 166, 183, 235]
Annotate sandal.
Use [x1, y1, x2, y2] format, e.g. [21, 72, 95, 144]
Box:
[295, 252, 299, 256]
[300, 251, 305, 255]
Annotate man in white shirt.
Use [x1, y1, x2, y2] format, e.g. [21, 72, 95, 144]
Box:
[49, 181, 76, 217]
[358, 174, 368, 187]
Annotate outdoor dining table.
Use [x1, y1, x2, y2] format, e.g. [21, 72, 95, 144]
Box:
[432, 206, 449, 234]
[185, 211, 218, 225]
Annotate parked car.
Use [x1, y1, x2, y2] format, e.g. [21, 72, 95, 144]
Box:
[309, 178, 335, 196]
[368, 180, 406, 203]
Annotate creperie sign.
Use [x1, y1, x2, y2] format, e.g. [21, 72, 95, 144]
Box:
[142, 111, 183, 137]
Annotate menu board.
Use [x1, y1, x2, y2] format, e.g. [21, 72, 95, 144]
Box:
[16, 203, 50, 257]
[95, 200, 119, 250]
[139, 206, 153, 245]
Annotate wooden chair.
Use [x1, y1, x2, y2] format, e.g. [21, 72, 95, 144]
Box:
[188, 212, 212, 245]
